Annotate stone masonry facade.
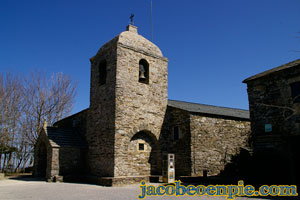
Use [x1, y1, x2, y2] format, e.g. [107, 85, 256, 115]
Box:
[34, 25, 250, 186]
[160, 105, 250, 179]
[244, 59, 300, 184]
[190, 114, 250, 176]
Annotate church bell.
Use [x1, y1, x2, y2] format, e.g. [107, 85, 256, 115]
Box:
[139, 64, 146, 80]
[139, 71, 146, 80]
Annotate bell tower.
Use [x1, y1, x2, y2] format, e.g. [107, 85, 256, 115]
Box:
[87, 24, 168, 184]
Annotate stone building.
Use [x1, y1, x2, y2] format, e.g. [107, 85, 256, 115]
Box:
[243, 59, 300, 184]
[33, 24, 250, 186]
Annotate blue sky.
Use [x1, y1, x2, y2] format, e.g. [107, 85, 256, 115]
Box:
[1, 0, 300, 114]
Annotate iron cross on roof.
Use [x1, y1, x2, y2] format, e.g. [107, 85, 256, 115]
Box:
[130, 13, 134, 25]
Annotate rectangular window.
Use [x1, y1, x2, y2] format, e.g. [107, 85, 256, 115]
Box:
[265, 124, 272, 132]
[138, 143, 144, 151]
[173, 126, 179, 140]
[99, 60, 107, 85]
[290, 82, 300, 103]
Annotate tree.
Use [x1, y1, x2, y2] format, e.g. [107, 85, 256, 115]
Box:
[0, 73, 23, 172]
[0, 71, 77, 172]
[22, 71, 77, 146]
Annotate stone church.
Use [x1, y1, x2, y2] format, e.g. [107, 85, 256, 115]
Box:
[33, 24, 250, 186]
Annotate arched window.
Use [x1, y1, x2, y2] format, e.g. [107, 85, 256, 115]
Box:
[98, 60, 107, 85]
[139, 59, 149, 84]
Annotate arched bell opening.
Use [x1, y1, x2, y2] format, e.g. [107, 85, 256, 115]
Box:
[138, 59, 149, 84]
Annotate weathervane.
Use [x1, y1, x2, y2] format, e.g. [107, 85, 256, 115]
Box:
[130, 13, 134, 25]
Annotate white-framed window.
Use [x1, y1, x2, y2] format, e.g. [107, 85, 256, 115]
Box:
[137, 140, 147, 151]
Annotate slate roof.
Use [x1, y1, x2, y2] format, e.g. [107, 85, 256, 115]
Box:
[46, 127, 87, 148]
[243, 58, 300, 83]
[53, 108, 89, 127]
[168, 100, 250, 120]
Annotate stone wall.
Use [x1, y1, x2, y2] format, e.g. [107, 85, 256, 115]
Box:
[85, 26, 169, 178]
[127, 131, 159, 176]
[245, 64, 300, 184]
[190, 114, 250, 176]
[58, 147, 84, 176]
[33, 130, 53, 179]
[34, 129, 86, 182]
[246, 66, 300, 138]
[160, 106, 192, 177]
[113, 43, 168, 177]
[49, 148, 59, 180]
[87, 39, 117, 177]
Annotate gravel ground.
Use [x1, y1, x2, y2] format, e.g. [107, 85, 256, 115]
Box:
[0, 178, 273, 200]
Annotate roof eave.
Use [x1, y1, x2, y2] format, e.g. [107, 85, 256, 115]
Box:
[243, 58, 300, 84]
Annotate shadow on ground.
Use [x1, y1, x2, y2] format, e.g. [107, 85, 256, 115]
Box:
[7, 174, 45, 182]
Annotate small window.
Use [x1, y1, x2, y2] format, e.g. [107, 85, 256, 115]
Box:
[136, 140, 147, 151]
[173, 127, 179, 140]
[99, 60, 107, 85]
[173, 127, 183, 140]
[290, 82, 300, 103]
[139, 59, 149, 84]
[138, 143, 144, 151]
[265, 124, 272, 132]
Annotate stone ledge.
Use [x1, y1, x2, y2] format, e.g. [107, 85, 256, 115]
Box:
[86, 176, 150, 186]
[118, 43, 168, 61]
[47, 175, 63, 182]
